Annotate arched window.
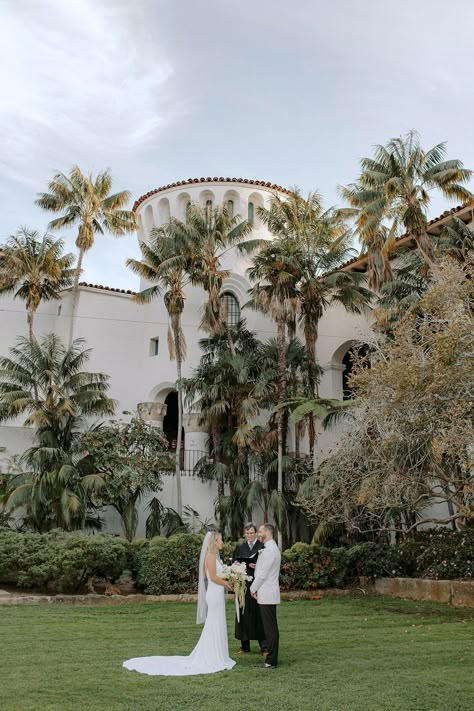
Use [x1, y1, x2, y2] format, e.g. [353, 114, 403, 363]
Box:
[220, 292, 241, 327]
[226, 199, 234, 218]
[248, 201, 255, 226]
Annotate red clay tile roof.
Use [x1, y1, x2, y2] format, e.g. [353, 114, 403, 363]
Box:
[341, 204, 471, 272]
[79, 282, 137, 295]
[77, 205, 472, 292]
[132, 177, 290, 212]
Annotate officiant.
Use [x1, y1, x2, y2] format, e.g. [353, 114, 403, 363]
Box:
[232, 522, 267, 655]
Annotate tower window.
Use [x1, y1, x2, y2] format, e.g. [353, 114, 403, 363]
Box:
[248, 201, 255, 226]
[220, 292, 240, 327]
[149, 337, 160, 356]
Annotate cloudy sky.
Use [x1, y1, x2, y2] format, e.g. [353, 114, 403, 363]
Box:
[1, 0, 474, 289]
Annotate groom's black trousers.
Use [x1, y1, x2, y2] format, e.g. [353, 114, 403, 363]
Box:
[259, 604, 279, 667]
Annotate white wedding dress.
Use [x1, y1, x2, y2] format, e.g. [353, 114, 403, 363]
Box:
[123, 558, 236, 676]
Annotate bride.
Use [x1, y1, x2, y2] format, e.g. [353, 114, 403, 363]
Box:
[123, 531, 236, 676]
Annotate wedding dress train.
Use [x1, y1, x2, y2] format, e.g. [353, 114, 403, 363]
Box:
[123, 558, 235, 676]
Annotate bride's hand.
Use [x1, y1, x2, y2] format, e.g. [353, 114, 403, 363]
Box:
[224, 581, 232, 590]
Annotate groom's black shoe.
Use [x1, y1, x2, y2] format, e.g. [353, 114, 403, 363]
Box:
[257, 662, 276, 669]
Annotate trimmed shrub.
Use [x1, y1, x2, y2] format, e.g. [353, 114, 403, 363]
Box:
[0, 528, 129, 593]
[280, 543, 350, 590]
[136, 534, 204, 594]
[134, 534, 240, 595]
[409, 529, 474, 580]
[345, 542, 409, 580]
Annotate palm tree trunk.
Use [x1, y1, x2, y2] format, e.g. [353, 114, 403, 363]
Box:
[27, 309, 39, 400]
[212, 424, 225, 525]
[414, 230, 436, 269]
[172, 315, 183, 518]
[304, 326, 319, 469]
[68, 248, 84, 345]
[225, 324, 236, 356]
[27, 309, 35, 341]
[295, 421, 300, 459]
[276, 319, 286, 549]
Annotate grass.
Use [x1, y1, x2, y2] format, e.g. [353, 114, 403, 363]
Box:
[1, 596, 473, 711]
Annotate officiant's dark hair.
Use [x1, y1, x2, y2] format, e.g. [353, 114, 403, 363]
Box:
[244, 522, 257, 532]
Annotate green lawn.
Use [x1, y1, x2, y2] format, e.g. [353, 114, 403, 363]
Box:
[1, 597, 473, 711]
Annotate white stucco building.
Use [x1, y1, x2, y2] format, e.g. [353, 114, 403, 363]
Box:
[0, 177, 392, 532]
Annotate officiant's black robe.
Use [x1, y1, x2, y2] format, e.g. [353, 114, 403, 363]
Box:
[232, 540, 266, 644]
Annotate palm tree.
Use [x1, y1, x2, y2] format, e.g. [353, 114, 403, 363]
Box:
[374, 217, 473, 335]
[257, 189, 371, 455]
[183, 324, 267, 536]
[247, 240, 301, 547]
[0, 334, 115, 530]
[35, 166, 136, 344]
[0, 228, 75, 339]
[436, 216, 474, 262]
[248, 193, 372, 541]
[341, 130, 473, 273]
[374, 250, 427, 334]
[155, 202, 255, 345]
[127, 236, 188, 517]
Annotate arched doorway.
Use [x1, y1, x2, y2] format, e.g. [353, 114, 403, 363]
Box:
[342, 344, 370, 400]
[162, 392, 185, 467]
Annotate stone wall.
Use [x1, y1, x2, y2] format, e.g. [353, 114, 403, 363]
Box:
[375, 577, 474, 608]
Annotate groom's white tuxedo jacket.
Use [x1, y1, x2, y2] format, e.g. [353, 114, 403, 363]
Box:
[250, 538, 281, 605]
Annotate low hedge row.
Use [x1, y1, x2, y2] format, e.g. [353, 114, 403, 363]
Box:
[1, 528, 472, 594]
[0, 528, 129, 593]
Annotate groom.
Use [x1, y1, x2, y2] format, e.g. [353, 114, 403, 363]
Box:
[250, 524, 281, 669]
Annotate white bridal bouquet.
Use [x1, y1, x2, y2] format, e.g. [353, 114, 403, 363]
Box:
[217, 561, 252, 621]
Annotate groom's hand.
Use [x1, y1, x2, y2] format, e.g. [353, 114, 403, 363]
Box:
[251, 591, 258, 599]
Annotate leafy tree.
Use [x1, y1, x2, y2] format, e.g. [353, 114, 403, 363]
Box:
[36, 167, 136, 343]
[0, 228, 75, 338]
[299, 258, 474, 536]
[81, 417, 173, 541]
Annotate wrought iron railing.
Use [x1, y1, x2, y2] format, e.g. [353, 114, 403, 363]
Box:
[161, 449, 211, 476]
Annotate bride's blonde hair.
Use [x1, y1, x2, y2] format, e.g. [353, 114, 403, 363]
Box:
[206, 531, 222, 555]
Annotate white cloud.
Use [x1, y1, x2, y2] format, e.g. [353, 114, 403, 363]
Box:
[0, 0, 177, 186]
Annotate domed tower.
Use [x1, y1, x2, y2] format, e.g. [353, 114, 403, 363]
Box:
[133, 178, 289, 455]
[133, 176, 289, 278]
[133, 177, 289, 366]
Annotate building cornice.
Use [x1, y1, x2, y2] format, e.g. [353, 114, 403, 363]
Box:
[132, 176, 291, 212]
